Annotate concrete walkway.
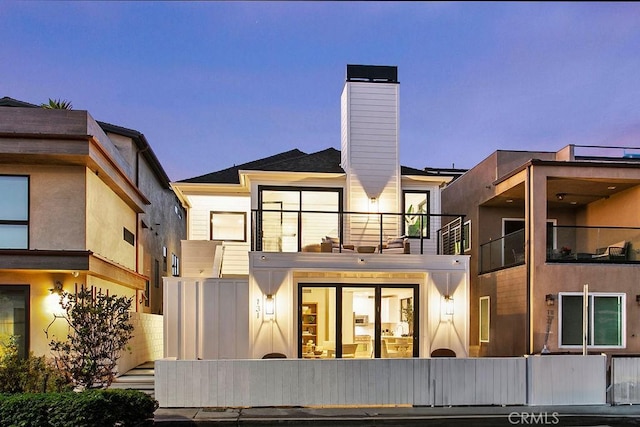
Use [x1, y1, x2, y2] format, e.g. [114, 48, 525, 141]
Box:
[154, 404, 640, 426]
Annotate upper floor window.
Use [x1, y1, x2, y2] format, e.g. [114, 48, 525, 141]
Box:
[0, 175, 29, 249]
[210, 211, 247, 242]
[403, 191, 430, 238]
[559, 292, 624, 348]
[439, 217, 470, 255]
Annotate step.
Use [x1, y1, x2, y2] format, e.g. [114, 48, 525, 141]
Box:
[110, 382, 154, 390]
[121, 368, 155, 376]
[113, 375, 154, 384]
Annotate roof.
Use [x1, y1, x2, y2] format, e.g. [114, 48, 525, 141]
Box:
[179, 148, 344, 184]
[1, 96, 171, 188]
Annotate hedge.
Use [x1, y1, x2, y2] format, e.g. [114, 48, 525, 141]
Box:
[0, 389, 158, 427]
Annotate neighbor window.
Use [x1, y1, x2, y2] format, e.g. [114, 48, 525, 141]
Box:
[171, 253, 180, 277]
[560, 293, 624, 348]
[479, 296, 490, 343]
[403, 191, 430, 238]
[0, 175, 29, 249]
[210, 211, 246, 242]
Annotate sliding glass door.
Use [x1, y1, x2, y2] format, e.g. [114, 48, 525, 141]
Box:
[299, 284, 418, 359]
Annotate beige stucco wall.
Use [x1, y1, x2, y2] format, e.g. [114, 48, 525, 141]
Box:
[86, 170, 136, 270]
[0, 164, 86, 250]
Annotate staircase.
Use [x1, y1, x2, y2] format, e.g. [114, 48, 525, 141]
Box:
[110, 361, 155, 397]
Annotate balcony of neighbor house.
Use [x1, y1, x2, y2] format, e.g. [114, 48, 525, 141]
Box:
[250, 209, 465, 256]
[477, 145, 640, 274]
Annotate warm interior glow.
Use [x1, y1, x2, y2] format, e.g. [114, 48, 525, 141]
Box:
[265, 294, 275, 316]
[444, 295, 454, 316]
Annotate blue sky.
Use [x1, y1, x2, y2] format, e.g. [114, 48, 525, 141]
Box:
[2, 2, 639, 181]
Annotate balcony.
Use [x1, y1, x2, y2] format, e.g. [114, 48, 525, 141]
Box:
[479, 225, 640, 273]
[250, 209, 465, 255]
[548, 225, 639, 263]
[480, 229, 525, 273]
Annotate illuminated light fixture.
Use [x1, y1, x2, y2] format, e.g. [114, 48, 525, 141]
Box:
[556, 193, 566, 201]
[265, 294, 275, 316]
[506, 199, 513, 203]
[49, 281, 63, 295]
[444, 295, 454, 315]
[545, 294, 556, 306]
[607, 186, 616, 190]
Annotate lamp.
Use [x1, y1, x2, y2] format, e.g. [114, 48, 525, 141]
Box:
[265, 294, 275, 316]
[444, 295, 454, 315]
[49, 281, 63, 295]
[545, 294, 556, 306]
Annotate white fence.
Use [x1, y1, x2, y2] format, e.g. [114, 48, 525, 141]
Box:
[611, 356, 640, 405]
[156, 356, 609, 408]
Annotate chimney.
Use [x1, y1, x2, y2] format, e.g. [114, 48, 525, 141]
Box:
[341, 64, 400, 214]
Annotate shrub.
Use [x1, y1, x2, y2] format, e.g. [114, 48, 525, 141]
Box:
[0, 389, 158, 427]
[0, 336, 70, 393]
[48, 286, 134, 389]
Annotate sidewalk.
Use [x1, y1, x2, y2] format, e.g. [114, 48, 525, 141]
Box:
[154, 404, 640, 426]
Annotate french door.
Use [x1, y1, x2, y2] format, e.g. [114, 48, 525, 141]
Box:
[298, 283, 418, 359]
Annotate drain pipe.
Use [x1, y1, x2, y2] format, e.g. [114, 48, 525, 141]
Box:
[525, 164, 532, 355]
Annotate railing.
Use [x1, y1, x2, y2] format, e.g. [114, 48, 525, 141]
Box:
[548, 225, 639, 263]
[479, 229, 525, 273]
[479, 225, 640, 273]
[250, 209, 465, 255]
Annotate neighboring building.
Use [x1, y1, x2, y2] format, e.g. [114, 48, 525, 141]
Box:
[441, 145, 640, 357]
[166, 65, 470, 360]
[0, 97, 185, 359]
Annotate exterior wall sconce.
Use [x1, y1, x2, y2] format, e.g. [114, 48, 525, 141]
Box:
[265, 294, 275, 316]
[545, 294, 556, 306]
[49, 281, 63, 295]
[444, 295, 454, 315]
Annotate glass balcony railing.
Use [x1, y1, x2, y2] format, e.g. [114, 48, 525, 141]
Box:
[479, 225, 640, 273]
[250, 209, 465, 255]
[479, 229, 525, 273]
[548, 225, 639, 263]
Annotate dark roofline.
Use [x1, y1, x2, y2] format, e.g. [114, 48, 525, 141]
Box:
[98, 121, 171, 188]
[0, 96, 39, 108]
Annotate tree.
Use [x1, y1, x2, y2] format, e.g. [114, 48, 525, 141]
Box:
[47, 286, 134, 390]
[41, 98, 73, 109]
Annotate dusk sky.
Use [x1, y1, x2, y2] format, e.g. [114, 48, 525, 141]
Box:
[2, 2, 639, 181]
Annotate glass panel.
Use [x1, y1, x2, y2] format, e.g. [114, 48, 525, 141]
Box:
[345, 287, 374, 359]
[593, 296, 622, 346]
[211, 212, 246, 241]
[262, 191, 299, 252]
[0, 287, 28, 359]
[0, 176, 28, 220]
[404, 192, 428, 238]
[301, 287, 335, 359]
[479, 296, 490, 342]
[561, 295, 584, 346]
[381, 288, 414, 358]
[0, 225, 28, 249]
[300, 191, 339, 248]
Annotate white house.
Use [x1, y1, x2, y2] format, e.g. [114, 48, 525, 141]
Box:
[164, 65, 470, 361]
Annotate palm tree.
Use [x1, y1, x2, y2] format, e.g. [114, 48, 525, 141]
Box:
[41, 98, 73, 110]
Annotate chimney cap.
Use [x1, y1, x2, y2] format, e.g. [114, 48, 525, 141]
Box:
[346, 64, 398, 83]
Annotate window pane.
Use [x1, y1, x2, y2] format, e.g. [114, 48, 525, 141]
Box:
[593, 296, 622, 346]
[302, 287, 336, 359]
[479, 297, 490, 342]
[211, 212, 246, 241]
[0, 176, 28, 220]
[404, 192, 428, 238]
[0, 225, 28, 249]
[561, 295, 583, 346]
[0, 287, 28, 359]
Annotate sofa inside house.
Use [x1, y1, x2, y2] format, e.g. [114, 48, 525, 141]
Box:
[301, 236, 410, 254]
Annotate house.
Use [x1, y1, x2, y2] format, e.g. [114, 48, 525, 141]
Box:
[0, 97, 186, 368]
[165, 65, 470, 361]
[441, 145, 640, 357]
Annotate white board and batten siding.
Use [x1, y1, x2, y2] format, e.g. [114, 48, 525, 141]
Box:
[155, 357, 526, 408]
[611, 356, 640, 405]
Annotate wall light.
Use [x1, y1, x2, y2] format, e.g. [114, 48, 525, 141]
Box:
[49, 281, 63, 295]
[265, 294, 275, 316]
[545, 294, 556, 306]
[444, 295, 454, 316]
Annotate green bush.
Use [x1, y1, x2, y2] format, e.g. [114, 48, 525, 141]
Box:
[0, 389, 158, 427]
[0, 336, 70, 393]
